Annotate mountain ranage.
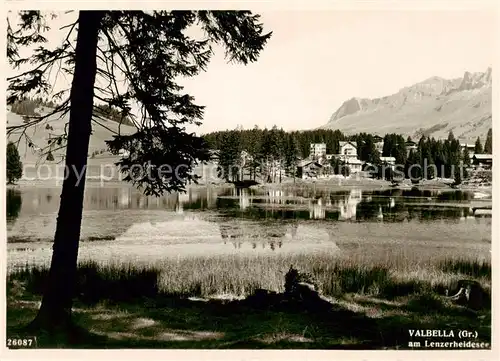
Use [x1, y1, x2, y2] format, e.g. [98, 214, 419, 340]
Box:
[321, 68, 492, 142]
[409, 330, 455, 337]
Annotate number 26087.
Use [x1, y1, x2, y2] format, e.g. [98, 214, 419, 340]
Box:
[7, 337, 37, 348]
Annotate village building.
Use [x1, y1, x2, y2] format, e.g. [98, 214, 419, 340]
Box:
[335, 141, 363, 173]
[375, 141, 384, 155]
[379, 156, 396, 170]
[472, 154, 492, 169]
[309, 143, 327, 160]
[296, 160, 323, 179]
[208, 149, 220, 163]
[460, 143, 476, 159]
[372, 135, 384, 155]
[405, 140, 418, 156]
[345, 159, 363, 173]
[339, 141, 357, 159]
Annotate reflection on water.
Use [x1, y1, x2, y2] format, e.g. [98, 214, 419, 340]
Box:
[339, 189, 362, 221]
[10, 186, 220, 215]
[8, 185, 490, 224]
[216, 219, 337, 253]
[213, 187, 488, 223]
[6, 185, 491, 266]
[309, 198, 325, 219]
[6, 189, 22, 223]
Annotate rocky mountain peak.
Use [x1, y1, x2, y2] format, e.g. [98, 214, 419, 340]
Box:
[329, 68, 492, 123]
[322, 68, 492, 141]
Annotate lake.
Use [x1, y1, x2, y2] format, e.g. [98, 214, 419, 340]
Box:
[6, 185, 492, 270]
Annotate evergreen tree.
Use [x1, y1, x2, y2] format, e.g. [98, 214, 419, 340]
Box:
[462, 147, 471, 167]
[474, 137, 483, 154]
[7, 10, 271, 333]
[461, 148, 470, 180]
[404, 150, 413, 179]
[259, 126, 281, 182]
[340, 161, 351, 177]
[447, 131, 455, 142]
[6, 141, 23, 184]
[394, 134, 408, 165]
[382, 134, 393, 156]
[450, 138, 462, 179]
[330, 156, 340, 175]
[424, 146, 435, 179]
[284, 133, 298, 179]
[357, 133, 380, 164]
[381, 133, 406, 164]
[276, 127, 287, 182]
[407, 149, 422, 183]
[246, 126, 262, 180]
[454, 164, 462, 185]
[430, 139, 445, 178]
[330, 156, 350, 177]
[484, 128, 492, 154]
[418, 135, 426, 148]
[442, 138, 460, 178]
[218, 130, 241, 181]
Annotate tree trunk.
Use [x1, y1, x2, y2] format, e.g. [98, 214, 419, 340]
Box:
[28, 11, 103, 333]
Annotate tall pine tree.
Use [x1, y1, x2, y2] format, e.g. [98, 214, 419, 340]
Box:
[6, 141, 23, 184]
[8, 10, 271, 334]
[218, 130, 242, 181]
[484, 128, 492, 154]
[284, 133, 298, 180]
[474, 137, 483, 154]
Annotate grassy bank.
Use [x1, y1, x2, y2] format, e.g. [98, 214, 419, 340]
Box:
[7, 254, 491, 349]
[8, 254, 491, 302]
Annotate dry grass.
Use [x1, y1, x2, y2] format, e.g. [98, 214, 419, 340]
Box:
[6, 250, 491, 349]
[8, 251, 491, 303]
[6, 253, 492, 350]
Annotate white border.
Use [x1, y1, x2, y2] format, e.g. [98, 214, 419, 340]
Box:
[0, 1, 499, 360]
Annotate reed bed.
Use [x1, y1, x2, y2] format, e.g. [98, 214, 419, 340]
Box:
[8, 252, 491, 304]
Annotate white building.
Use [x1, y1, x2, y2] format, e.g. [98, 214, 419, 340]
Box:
[460, 143, 475, 158]
[310, 143, 327, 159]
[405, 141, 418, 156]
[380, 156, 396, 171]
[339, 141, 357, 158]
[373, 136, 384, 155]
[346, 159, 363, 173]
[336, 141, 363, 173]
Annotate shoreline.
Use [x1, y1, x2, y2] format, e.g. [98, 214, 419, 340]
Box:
[6, 177, 492, 195]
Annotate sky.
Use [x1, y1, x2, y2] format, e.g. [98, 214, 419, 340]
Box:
[7, 7, 496, 135]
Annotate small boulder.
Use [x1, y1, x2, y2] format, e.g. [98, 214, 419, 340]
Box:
[446, 280, 489, 310]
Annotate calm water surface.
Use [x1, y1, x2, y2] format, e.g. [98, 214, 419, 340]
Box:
[6, 186, 491, 269]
